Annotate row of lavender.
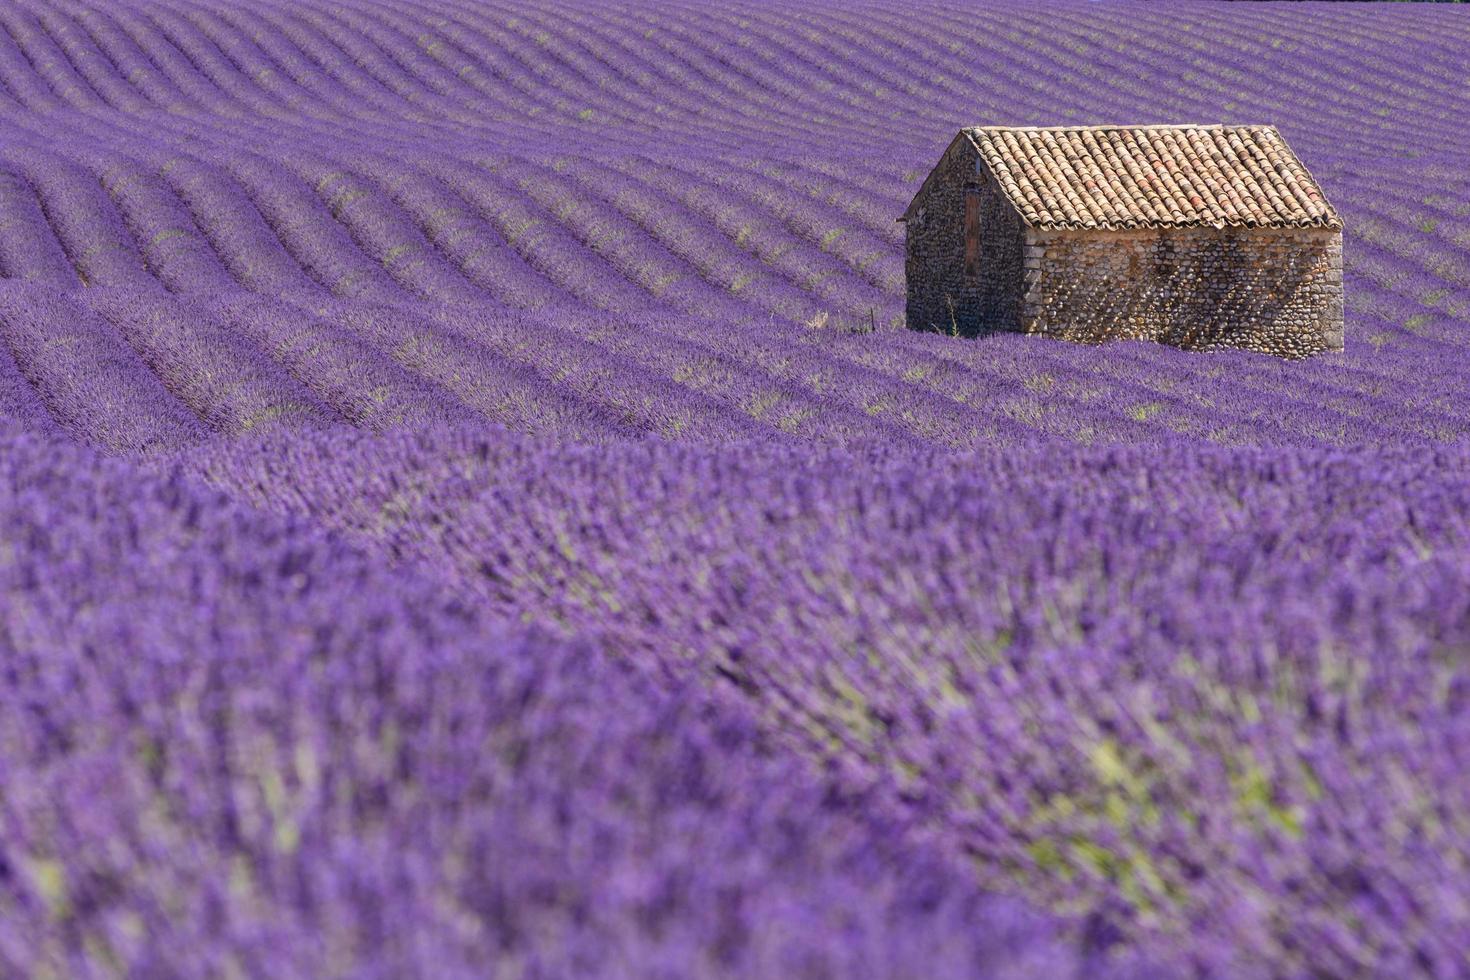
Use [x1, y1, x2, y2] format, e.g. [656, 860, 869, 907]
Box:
[1, 282, 1467, 456]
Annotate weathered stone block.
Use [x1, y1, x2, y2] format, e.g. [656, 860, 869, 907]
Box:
[1012, 228, 1344, 358]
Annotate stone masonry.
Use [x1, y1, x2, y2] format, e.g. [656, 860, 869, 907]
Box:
[1020, 228, 1343, 356]
[903, 133, 1026, 336]
[900, 125, 1345, 358]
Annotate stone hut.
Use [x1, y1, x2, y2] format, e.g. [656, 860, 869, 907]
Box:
[899, 124, 1343, 357]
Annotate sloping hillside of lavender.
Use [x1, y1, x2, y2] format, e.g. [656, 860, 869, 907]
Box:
[1, 1, 1468, 975]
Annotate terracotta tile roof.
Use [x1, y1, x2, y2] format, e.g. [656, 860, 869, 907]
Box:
[964, 124, 1341, 231]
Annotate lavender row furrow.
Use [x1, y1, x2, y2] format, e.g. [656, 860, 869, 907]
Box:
[293, 295, 643, 440]
[201, 291, 479, 431]
[2, 145, 157, 290]
[0, 282, 204, 451]
[381, 300, 780, 443]
[80, 287, 341, 436]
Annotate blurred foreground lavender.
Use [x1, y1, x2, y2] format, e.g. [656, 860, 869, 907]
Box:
[0, 425, 1107, 978]
[178, 422, 1470, 976]
[10, 416, 1469, 975]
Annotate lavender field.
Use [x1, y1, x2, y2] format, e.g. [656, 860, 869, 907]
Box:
[1, 0, 1468, 975]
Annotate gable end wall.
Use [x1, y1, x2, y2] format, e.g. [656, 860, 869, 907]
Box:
[904, 139, 1025, 335]
[1019, 227, 1344, 357]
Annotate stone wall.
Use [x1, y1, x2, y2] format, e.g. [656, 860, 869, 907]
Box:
[1019, 228, 1343, 357]
[904, 138, 1025, 335]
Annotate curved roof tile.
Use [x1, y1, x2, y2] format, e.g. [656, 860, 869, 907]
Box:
[962, 124, 1342, 231]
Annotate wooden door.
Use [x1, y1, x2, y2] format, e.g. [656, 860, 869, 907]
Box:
[964, 186, 980, 279]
